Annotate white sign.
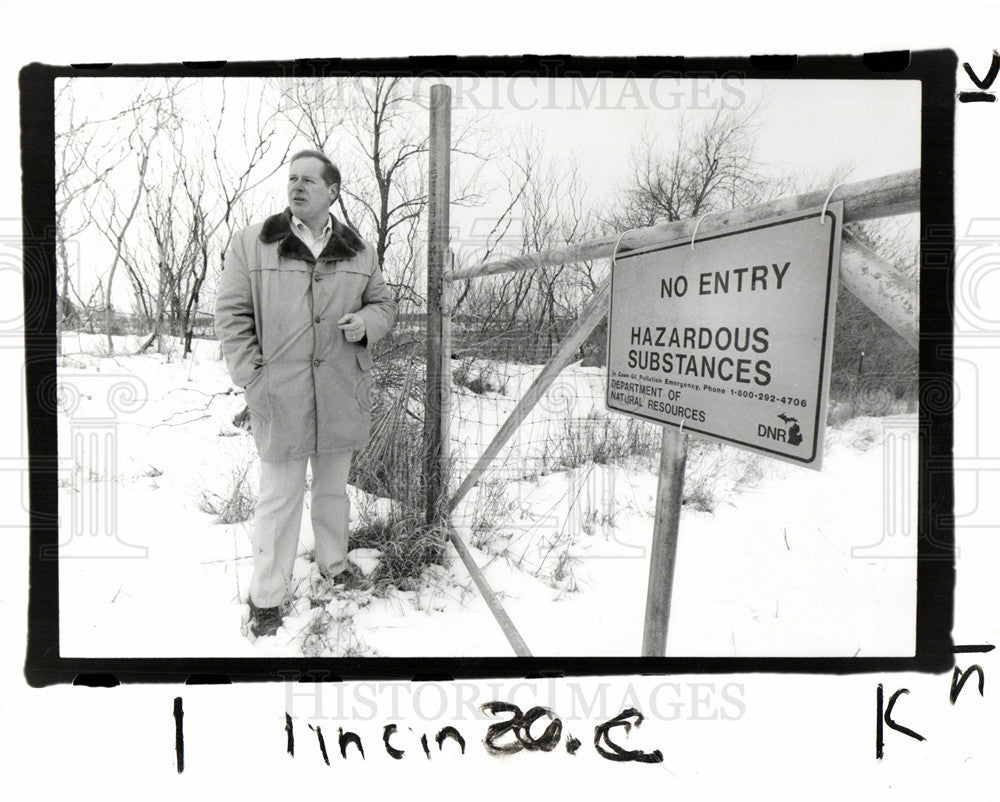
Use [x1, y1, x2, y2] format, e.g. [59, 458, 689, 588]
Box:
[606, 204, 843, 469]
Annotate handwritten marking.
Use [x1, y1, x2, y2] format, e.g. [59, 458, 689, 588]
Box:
[435, 726, 467, 755]
[877, 684, 925, 760]
[383, 724, 405, 760]
[959, 51, 999, 102]
[173, 697, 184, 774]
[594, 707, 664, 764]
[950, 665, 986, 704]
[963, 51, 1000, 89]
[308, 724, 330, 766]
[338, 727, 365, 760]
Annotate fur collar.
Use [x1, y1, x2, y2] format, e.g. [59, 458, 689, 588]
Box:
[259, 208, 365, 263]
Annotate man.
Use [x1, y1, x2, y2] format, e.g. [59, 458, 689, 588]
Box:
[214, 149, 397, 637]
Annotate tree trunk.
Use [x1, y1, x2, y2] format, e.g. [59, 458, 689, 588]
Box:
[56, 234, 71, 358]
[103, 147, 152, 354]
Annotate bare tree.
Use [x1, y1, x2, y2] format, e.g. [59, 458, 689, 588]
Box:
[278, 76, 489, 314]
[273, 78, 347, 154]
[58, 79, 289, 356]
[54, 81, 130, 355]
[180, 82, 290, 355]
[453, 129, 602, 362]
[96, 91, 171, 354]
[132, 167, 181, 349]
[127, 79, 291, 356]
[451, 105, 774, 366]
[610, 103, 771, 230]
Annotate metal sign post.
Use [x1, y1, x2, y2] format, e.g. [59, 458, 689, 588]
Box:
[641, 425, 688, 656]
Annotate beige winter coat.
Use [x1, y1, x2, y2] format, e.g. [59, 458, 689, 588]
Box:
[214, 209, 397, 461]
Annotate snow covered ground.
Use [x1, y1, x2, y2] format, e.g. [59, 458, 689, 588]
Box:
[56, 332, 917, 658]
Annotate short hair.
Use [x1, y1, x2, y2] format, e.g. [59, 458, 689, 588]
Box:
[290, 149, 341, 188]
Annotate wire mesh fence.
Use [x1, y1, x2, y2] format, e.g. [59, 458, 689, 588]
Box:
[352, 244, 921, 587]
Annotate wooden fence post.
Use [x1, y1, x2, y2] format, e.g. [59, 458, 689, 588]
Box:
[424, 83, 451, 527]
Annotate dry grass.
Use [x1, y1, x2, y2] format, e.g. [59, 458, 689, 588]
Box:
[683, 442, 769, 513]
[350, 361, 423, 502]
[346, 358, 451, 594]
[298, 604, 370, 657]
[828, 373, 917, 426]
[198, 459, 256, 524]
[548, 412, 661, 473]
[350, 506, 449, 594]
[469, 479, 513, 548]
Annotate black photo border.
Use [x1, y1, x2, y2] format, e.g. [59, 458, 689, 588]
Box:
[21, 51, 955, 686]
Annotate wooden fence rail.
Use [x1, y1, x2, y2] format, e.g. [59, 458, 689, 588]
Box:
[445, 169, 919, 282]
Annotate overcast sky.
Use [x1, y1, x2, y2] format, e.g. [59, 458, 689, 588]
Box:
[438, 76, 920, 251]
[57, 75, 921, 305]
[444, 76, 920, 191]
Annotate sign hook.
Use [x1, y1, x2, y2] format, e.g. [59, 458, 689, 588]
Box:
[690, 213, 711, 249]
[820, 181, 845, 225]
[610, 228, 635, 268]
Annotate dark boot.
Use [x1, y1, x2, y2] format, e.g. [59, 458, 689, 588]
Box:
[248, 599, 283, 637]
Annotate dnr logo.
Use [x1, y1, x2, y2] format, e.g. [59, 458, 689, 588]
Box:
[758, 413, 803, 446]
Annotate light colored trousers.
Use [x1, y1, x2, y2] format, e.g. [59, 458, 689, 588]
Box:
[248, 451, 353, 608]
